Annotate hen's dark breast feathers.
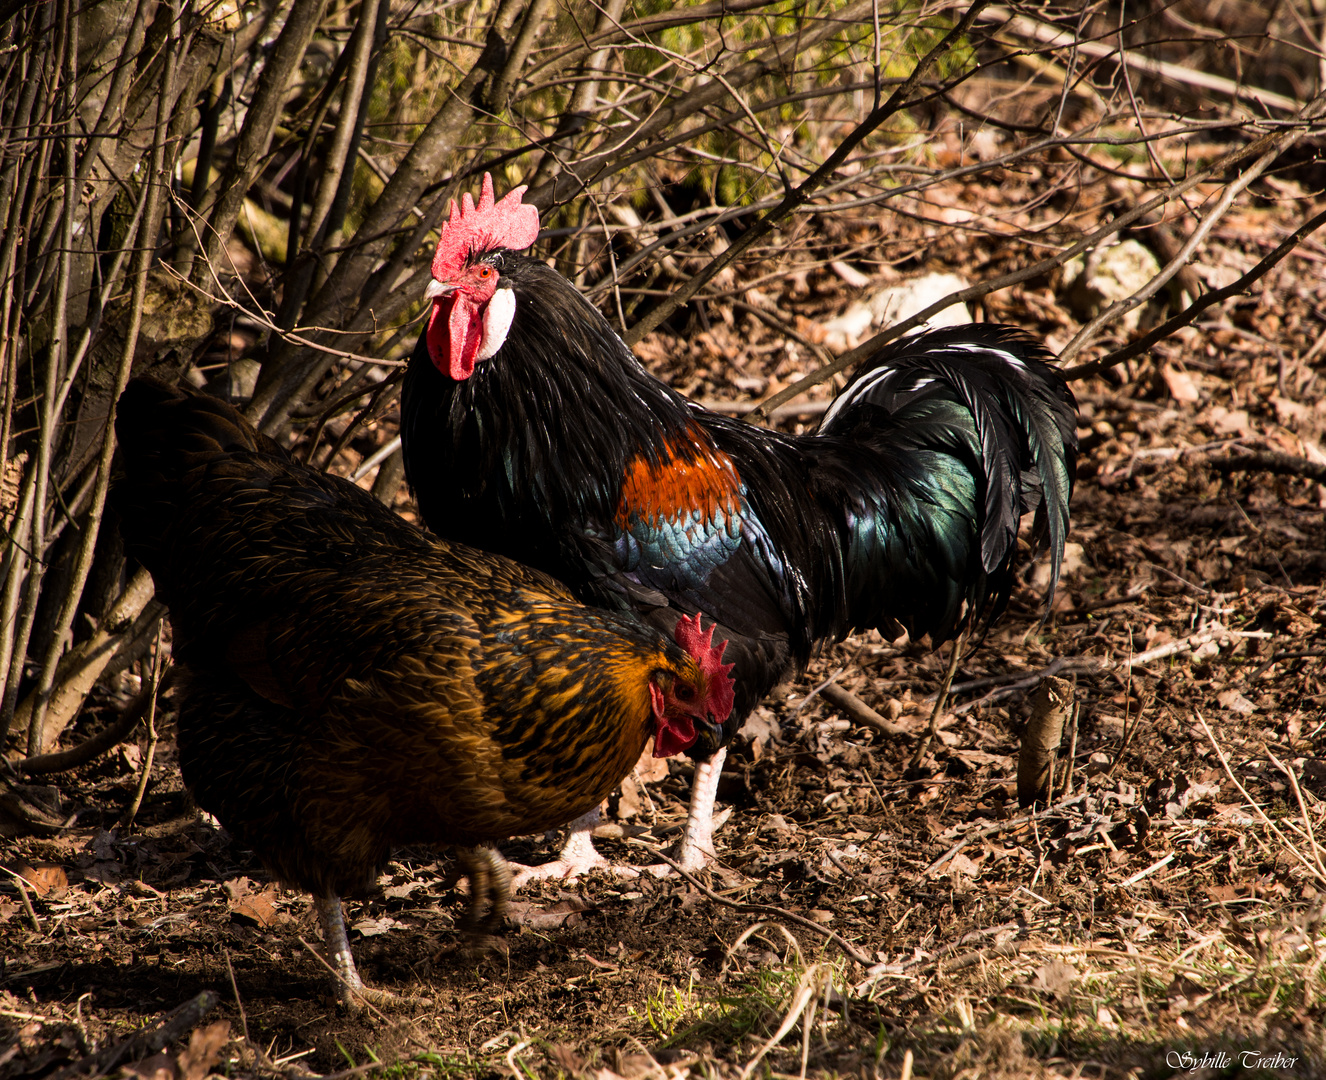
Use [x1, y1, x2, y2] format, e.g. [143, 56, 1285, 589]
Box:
[114, 379, 699, 899]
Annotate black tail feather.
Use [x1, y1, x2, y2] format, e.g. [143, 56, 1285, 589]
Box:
[818, 325, 1077, 644]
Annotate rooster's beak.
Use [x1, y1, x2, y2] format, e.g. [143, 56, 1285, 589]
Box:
[424, 279, 455, 300]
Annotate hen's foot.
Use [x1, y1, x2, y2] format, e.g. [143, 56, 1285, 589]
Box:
[456, 845, 512, 936]
[314, 894, 431, 1011]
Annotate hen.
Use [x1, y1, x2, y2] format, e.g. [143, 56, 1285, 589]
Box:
[401, 175, 1077, 878]
[111, 378, 734, 1006]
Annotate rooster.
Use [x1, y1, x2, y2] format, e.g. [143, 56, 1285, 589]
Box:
[111, 379, 734, 1006]
[401, 175, 1077, 879]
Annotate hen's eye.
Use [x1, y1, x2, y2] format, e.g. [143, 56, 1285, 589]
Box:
[477, 265, 494, 280]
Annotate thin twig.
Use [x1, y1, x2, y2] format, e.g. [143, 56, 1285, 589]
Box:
[922, 793, 1092, 876]
[623, 0, 995, 347]
[1120, 854, 1175, 888]
[820, 683, 907, 737]
[1066, 203, 1326, 380]
[1207, 449, 1326, 485]
[752, 113, 1326, 419]
[632, 842, 873, 966]
[118, 629, 165, 830]
[1, 867, 42, 933]
[979, 5, 1301, 113]
[223, 950, 253, 1051]
[47, 992, 219, 1080]
[907, 631, 966, 772]
[1249, 649, 1326, 681]
[20, 667, 176, 776]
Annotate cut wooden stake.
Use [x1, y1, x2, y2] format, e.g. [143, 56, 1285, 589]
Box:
[1017, 676, 1075, 807]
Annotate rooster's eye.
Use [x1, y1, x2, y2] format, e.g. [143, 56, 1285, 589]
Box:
[477, 266, 494, 280]
[677, 684, 696, 701]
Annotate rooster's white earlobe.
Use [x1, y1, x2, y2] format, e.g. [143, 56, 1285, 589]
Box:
[476, 288, 516, 362]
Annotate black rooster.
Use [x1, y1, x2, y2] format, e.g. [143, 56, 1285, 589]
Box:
[401, 175, 1077, 878]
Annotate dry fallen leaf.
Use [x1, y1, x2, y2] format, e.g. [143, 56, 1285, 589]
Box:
[1033, 961, 1077, 997]
[1216, 688, 1256, 716]
[616, 775, 645, 820]
[507, 898, 593, 930]
[1161, 363, 1200, 403]
[16, 862, 68, 898]
[121, 1051, 176, 1080]
[632, 745, 670, 785]
[351, 915, 401, 937]
[227, 882, 280, 928]
[946, 852, 982, 879]
[176, 1021, 230, 1080]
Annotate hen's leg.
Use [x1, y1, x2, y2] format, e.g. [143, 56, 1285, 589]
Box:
[456, 845, 512, 935]
[314, 894, 416, 1009]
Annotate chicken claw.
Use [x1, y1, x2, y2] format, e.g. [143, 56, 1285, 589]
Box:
[649, 747, 727, 875]
[314, 895, 430, 1011]
[510, 748, 732, 888]
[508, 806, 631, 889]
[456, 845, 512, 941]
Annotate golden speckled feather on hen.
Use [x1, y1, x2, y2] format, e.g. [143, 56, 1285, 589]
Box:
[111, 379, 733, 1006]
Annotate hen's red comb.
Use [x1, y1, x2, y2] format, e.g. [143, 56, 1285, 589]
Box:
[431, 173, 540, 281]
[674, 613, 735, 722]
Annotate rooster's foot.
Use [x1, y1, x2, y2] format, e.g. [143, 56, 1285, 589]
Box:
[634, 748, 731, 877]
[639, 804, 733, 878]
[510, 749, 733, 887]
[510, 806, 640, 889]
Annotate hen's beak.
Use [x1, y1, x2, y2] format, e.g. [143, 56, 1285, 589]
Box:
[688, 714, 726, 758]
[424, 279, 455, 300]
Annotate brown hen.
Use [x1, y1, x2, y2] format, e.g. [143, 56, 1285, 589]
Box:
[112, 379, 733, 1006]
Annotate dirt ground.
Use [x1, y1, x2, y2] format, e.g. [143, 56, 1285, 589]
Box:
[5, 154, 1326, 1080]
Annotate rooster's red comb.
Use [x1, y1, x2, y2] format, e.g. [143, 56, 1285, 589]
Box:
[431, 173, 540, 281]
[674, 613, 735, 722]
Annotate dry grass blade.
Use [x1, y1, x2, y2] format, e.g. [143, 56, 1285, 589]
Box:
[737, 964, 824, 1080]
[1197, 712, 1326, 889]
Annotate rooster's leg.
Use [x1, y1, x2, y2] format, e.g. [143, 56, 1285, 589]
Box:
[510, 749, 732, 889]
[509, 805, 630, 889]
[314, 894, 417, 1010]
[664, 745, 728, 874]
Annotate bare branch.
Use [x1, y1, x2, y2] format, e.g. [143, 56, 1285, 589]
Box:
[750, 106, 1326, 421]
